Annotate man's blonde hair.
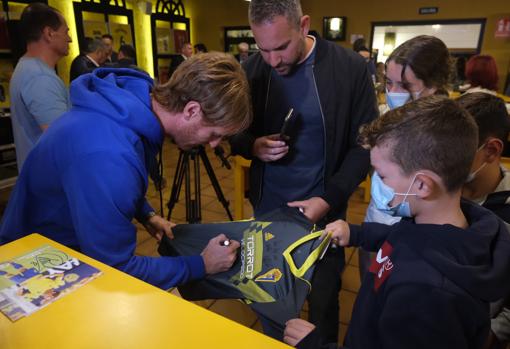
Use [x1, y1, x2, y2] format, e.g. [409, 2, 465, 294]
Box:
[152, 52, 252, 131]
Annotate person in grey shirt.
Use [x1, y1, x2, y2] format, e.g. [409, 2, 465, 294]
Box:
[9, 3, 71, 170]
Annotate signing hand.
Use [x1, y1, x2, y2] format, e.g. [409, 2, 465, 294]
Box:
[201, 234, 240, 275]
[252, 134, 289, 162]
[284, 318, 316, 347]
[323, 219, 350, 246]
[287, 197, 330, 223]
[144, 215, 175, 241]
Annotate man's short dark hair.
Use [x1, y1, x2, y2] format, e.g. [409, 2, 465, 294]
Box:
[249, 0, 302, 29]
[457, 92, 510, 147]
[359, 95, 478, 192]
[194, 43, 208, 53]
[118, 44, 136, 60]
[20, 2, 62, 43]
[101, 34, 113, 41]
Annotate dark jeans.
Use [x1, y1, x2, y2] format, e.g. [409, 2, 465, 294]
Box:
[258, 246, 345, 345]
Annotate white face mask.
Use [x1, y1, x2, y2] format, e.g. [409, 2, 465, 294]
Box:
[465, 143, 487, 183]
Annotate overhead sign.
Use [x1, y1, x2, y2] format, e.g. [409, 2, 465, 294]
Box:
[419, 7, 439, 15]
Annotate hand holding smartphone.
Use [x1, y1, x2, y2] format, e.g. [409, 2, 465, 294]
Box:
[280, 108, 295, 141]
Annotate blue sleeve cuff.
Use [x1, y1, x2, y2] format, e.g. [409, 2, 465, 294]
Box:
[136, 199, 155, 223]
[181, 255, 206, 281]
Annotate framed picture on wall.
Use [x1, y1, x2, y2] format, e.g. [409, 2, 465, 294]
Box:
[173, 29, 189, 53]
[83, 20, 108, 40]
[110, 23, 134, 47]
[155, 27, 172, 55]
[323, 17, 347, 41]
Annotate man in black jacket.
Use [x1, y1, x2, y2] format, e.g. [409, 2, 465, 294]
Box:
[69, 37, 108, 82]
[229, 0, 377, 344]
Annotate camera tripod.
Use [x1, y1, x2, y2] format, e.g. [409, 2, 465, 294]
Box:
[166, 145, 233, 223]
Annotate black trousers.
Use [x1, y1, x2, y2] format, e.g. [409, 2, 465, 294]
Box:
[308, 246, 345, 345]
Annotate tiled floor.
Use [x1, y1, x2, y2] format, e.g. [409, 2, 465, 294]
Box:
[0, 140, 369, 345]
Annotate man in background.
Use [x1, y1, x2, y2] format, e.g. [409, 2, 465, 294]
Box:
[101, 33, 118, 63]
[169, 42, 193, 77]
[194, 43, 208, 54]
[109, 44, 138, 69]
[69, 37, 109, 82]
[235, 42, 250, 64]
[9, 2, 72, 170]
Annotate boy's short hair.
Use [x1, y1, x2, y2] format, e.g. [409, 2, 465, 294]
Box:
[359, 95, 478, 192]
[20, 3, 62, 43]
[456, 92, 509, 147]
[152, 52, 252, 132]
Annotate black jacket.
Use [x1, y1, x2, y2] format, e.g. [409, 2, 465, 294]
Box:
[299, 200, 510, 349]
[69, 55, 98, 82]
[229, 37, 378, 220]
[168, 54, 186, 78]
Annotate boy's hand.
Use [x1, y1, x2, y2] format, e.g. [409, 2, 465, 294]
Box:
[283, 318, 316, 346]
[287, 197, 330, 223]
[323, 219, 350, 246]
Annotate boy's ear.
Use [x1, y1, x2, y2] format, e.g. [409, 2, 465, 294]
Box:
[483, 137, 504, 163]
[414, 172, 439, 199]
[182, 101, 202, 121]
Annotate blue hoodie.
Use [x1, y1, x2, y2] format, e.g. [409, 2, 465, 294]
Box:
[0, 68, 205, 289]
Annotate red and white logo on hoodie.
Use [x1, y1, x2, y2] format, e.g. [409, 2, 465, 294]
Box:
[368, 241, 394, 291]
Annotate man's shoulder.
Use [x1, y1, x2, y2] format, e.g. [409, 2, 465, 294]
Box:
[315, 38, 365, 67]
[243, 52, 269, 76]
[11, 58, 64, 96]
[13, 57, 56, 77]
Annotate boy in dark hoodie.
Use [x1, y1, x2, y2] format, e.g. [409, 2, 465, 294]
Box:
[284, 95, 510, 349]
[459, 92, 510, 224]
[457, 92, 510, 349]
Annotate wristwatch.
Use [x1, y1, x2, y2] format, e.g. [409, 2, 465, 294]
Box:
[144, 211, 157, 223]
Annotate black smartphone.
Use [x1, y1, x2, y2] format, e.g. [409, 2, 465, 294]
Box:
[280, 108, 295, 141]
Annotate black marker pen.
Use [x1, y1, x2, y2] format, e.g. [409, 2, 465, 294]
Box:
[220, 239, 231, 247]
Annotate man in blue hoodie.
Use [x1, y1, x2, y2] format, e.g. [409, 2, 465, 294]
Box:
[283, 96, 510, 349]
[0, 52, 252, 290]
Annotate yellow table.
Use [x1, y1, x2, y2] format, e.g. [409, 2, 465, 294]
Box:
[0, 234, 290, 349]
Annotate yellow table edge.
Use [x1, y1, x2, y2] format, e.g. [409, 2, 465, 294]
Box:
[0, 233, 291, 349]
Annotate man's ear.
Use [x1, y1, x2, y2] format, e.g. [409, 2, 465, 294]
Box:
[483, 137, 504, 163]
[182, 101, 202, 121]
[41, 26, 53, 43]
[414, 172, 439, 200]
[300, 15, 311, 36]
